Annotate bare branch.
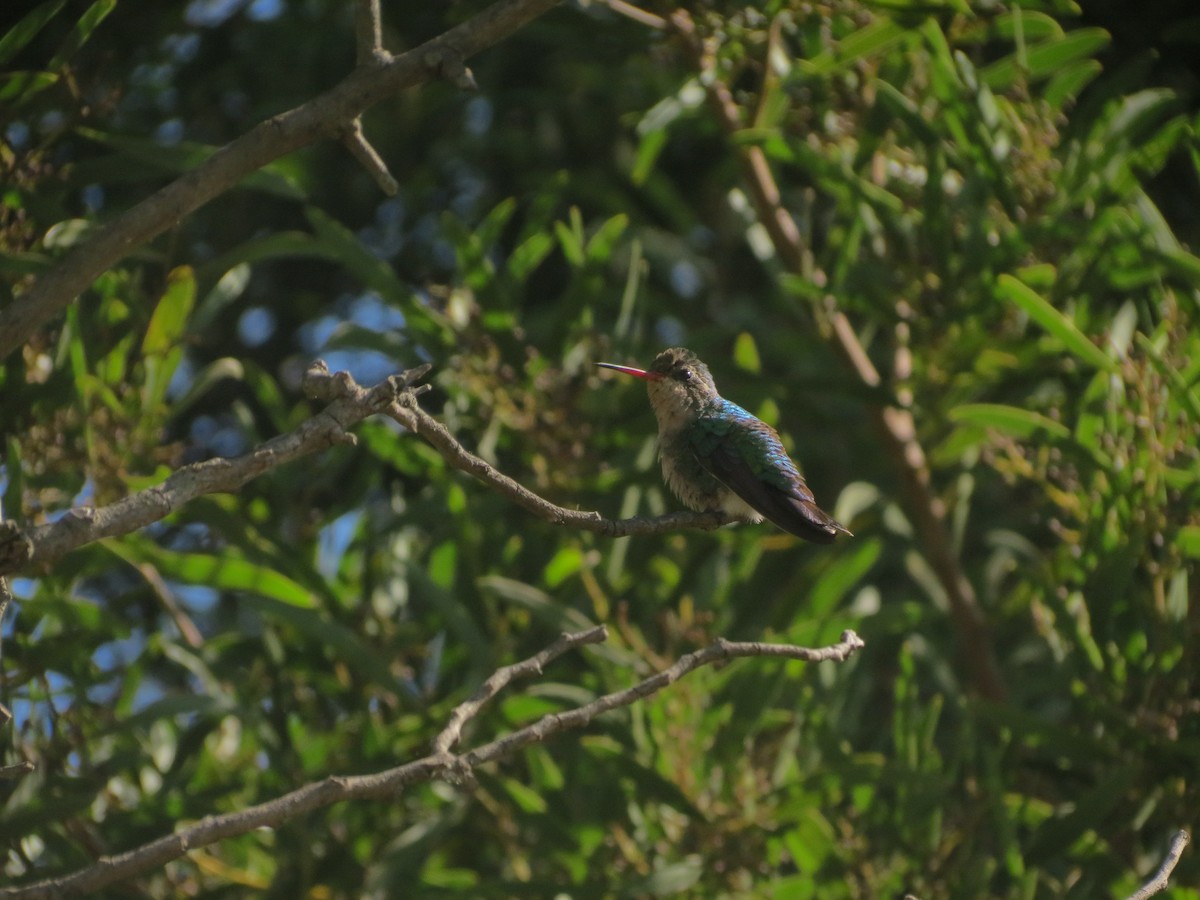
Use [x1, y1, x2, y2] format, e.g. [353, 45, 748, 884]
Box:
[136, 561, 204, 649]
[353, 0, 388, 65]
[0, 500, 12, 634]
[1128, 830, 1190, 900]
[0, 363, 744, 577]
[340, 118, 399, 196]
[386, 392, 733, 537]
[665, 10, 1007, 702]
[432, 625, 608, 756]
[0, 362, 432, 576]
[0, 0, 562, 360]
[0, 628, 864, 898]
[596, 0, 667, 30]
[0, 760, 35, 780]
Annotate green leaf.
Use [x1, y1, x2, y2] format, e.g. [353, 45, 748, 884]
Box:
[585, 213, 629, 263]
[1135, 333, 1200, 422]
[1043, 59, 1102, 110]
[948, 404, 1071, 439]
[874, 79, 941, 146]
[543, 545, 582, 588]
[191, 264, 251, 334]
[801, 20, 910, 76]
[732, 332, 761, 374]
[988, 11, 1064, 42]
[474, 197, 517, 251]
[142, 266, 196, 357]
[631, 128, 667, 185]
[554, 220, 584, 267]
[633, 858, 704, 895]
[0, 0, 68, 66]
[304, 206, 415, 309]
[76, 127, 305, 199]
[499, 776, 548, 814]
[996, 274, 1117, 372]
[48, 0, 116, 70]
[245, 595, 403, 692]
[141, 266, 196, 411]
[169, 357, 247, 417]
[0, 71, 58, 101]
[1177, 526, 1200, 560]
[108, 541, 318, 609]
[981, 28, 1111, 91]
[507, 232, 554, 281]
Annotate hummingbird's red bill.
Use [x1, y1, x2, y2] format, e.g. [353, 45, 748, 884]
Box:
[595, 362, 661, 380]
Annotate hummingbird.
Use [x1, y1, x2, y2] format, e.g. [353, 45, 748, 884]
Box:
[596, 347, 851, 544]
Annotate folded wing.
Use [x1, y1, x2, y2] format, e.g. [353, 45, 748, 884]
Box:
[691, 403, 850, 544]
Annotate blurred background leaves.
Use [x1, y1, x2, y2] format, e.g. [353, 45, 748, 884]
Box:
[1, 0, 1199, 896]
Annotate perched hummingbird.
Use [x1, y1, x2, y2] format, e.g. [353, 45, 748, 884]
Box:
[596, 347, 851, 544]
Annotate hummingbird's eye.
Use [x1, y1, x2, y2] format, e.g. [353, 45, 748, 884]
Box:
[678, 368, 692, 382]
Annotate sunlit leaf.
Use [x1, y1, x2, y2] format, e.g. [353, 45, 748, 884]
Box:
[0, 71, 58, 101]
[108, 541, 318, 609]
[996, 274, 1117, 371]
[981, 29, 1110, 90]
[949, 403, 1071, 439]
[801, 19, 911, 76]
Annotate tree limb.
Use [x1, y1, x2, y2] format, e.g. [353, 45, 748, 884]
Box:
[0, 363, 738, 577]
[1127, 830, 1190, 900]
[0, 627, 865, 898]
[0, 0, 561, 360]
[386, 391, 732, 537]
[0, 363, 430, 575]
[432, 625, 609, 756]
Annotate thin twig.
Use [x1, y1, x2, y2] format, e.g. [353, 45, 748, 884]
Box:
[136, 562, 204, 649]
[387, 393, 732, 537]
[432, 625, 608, 755]
[0, 363, 429, 576]
[341, 119, 399, 195]
[463, 630, 865, 769]
[598, 0, 667, 30]
[353, 0, 388, 65]
[0, 500, 11, 639]
[0, 761, 35, 780]
[0, 628, 864, 898]
[1127, 830, 1190, 900]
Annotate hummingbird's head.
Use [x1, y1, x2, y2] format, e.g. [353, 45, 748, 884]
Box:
[596, 347, 718, 425]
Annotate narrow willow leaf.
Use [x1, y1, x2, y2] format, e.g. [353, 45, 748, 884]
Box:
[142, 266, 196, 357]
[981, 29, 1110, 91]
[949, 403, 1070, 439]
[0, 71, 58, 101]
[996, 274, 1116, 371]
[107, 541, 317, 609]
[49, 0, 116, 70]
[0, 0, 68, 66]
[801, 20, 910, 76]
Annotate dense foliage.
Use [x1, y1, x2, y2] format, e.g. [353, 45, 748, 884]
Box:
[2, 0, 1199, 896]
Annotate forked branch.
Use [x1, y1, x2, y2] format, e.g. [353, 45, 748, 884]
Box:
[0, 627, 866, 898]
